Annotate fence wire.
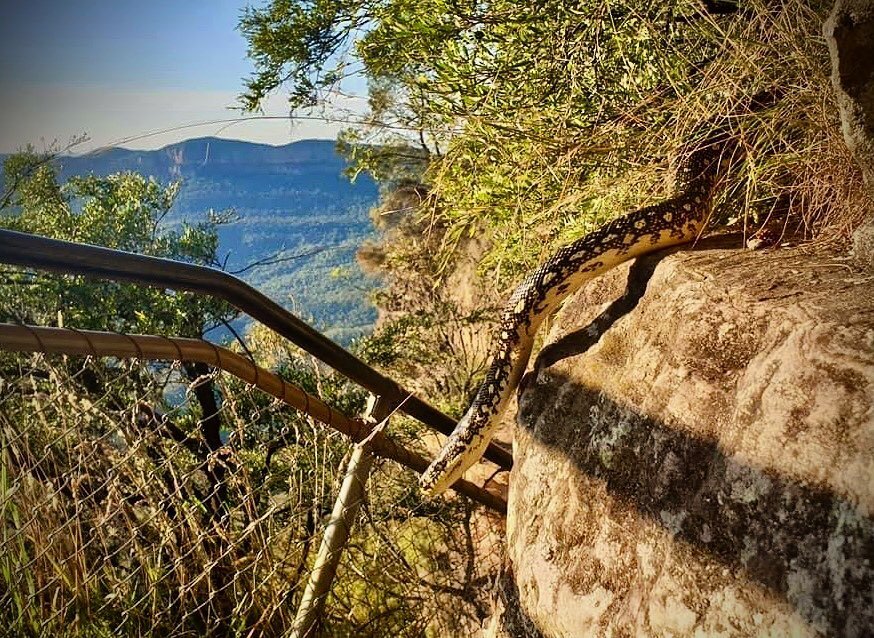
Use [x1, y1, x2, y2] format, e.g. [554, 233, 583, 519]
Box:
[0, 350, 505, 637]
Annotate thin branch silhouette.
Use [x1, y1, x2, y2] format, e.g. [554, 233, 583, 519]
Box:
[228, 240, 358, 276]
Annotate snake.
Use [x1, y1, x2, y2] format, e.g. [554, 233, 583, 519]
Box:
[419, 126, 735, 497]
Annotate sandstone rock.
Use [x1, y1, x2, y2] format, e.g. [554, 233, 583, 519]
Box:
[507, 238, 874, 637]
[824, 0, 874, 195]
[852, 217, 874, 270]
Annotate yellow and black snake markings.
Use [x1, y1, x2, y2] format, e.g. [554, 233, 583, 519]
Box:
[419, 131, 733, 497]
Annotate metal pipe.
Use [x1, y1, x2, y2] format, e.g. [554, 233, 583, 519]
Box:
[0, 229, 513, 471]
[0, 322, 507, 514]
[291, 395, 389, 638]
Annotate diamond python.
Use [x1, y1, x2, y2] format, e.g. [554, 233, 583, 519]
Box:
[419, 127, 735, 497]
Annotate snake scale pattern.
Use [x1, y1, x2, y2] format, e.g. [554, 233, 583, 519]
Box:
[420, 127, 735, 496]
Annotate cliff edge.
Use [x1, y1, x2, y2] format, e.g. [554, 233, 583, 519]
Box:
[505, 237, 873, 637]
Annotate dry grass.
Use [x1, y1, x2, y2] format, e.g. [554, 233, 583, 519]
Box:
[594, 0, 868, 243]
[658, 0, 869, 243]
[398, 0, 870, 290]
[0, 352, 503, 637]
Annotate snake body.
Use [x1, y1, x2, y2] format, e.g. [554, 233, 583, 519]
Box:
[420, 129, 733, 496]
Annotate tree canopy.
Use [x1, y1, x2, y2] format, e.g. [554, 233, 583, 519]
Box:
[0, 152, 235, 336]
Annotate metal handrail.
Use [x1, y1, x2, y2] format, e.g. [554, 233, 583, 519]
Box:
[0, 229, 512, 470]
[0, 323, 507, 514]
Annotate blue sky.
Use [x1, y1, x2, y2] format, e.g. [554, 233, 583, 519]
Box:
[0, 1, 367, 153]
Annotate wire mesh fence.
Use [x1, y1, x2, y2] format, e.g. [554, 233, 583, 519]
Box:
[0, 349, 506, 637]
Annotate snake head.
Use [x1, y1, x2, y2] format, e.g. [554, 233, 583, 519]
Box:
[420, 409, 492, 497]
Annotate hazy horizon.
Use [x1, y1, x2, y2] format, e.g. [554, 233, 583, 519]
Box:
[11, 132, 350, 159]
[0, 1, 368, 155]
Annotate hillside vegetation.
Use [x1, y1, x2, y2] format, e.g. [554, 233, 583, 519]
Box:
[243, 0, 867, 415]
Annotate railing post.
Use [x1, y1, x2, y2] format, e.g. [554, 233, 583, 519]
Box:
[290, 394, 392, 638]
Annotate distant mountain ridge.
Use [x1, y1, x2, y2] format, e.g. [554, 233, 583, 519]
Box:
[4, 137, 381, 344]
[57, 137, 358, 177]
